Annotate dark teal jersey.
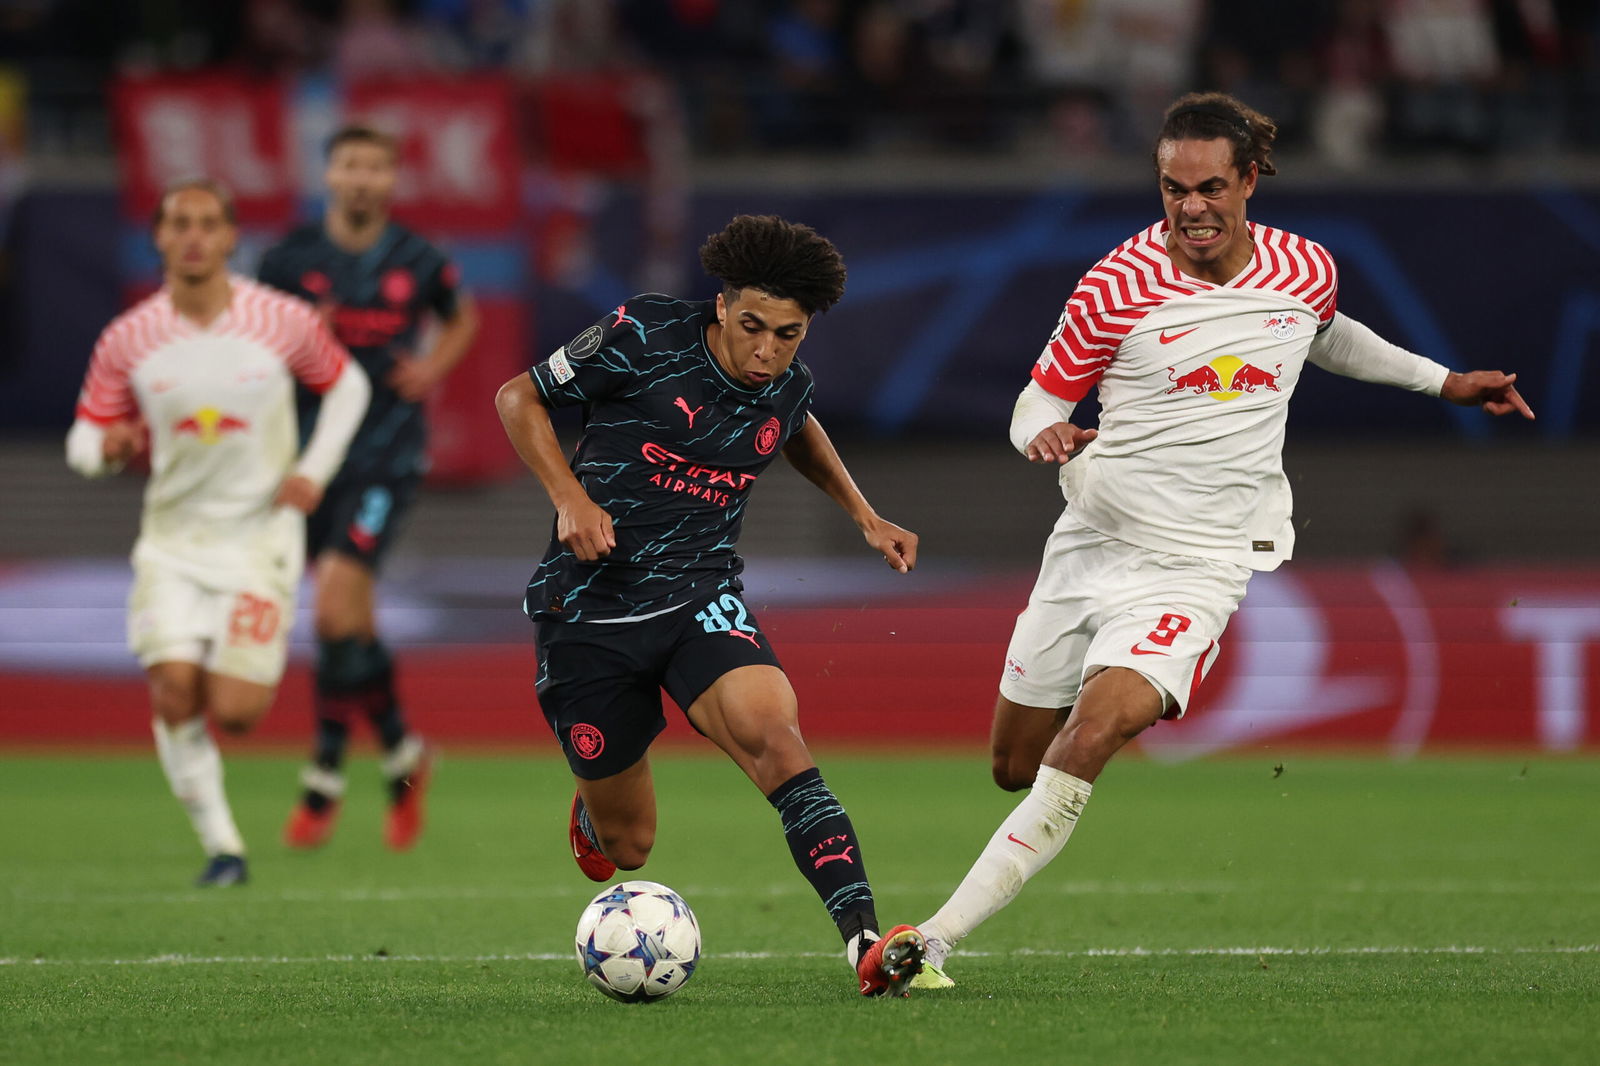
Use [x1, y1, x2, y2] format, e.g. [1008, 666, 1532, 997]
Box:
[257, 222, 461, 480]
[525, 294, 815, 622]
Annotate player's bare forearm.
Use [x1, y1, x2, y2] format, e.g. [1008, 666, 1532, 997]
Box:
[426, 295, 479, 378]
[1440, 370, 1536, 420]
[781, 415, 917, 573]
[494, 373, 615, 560]
[781, 415, 873, 524]
[390, 298, 479, 402]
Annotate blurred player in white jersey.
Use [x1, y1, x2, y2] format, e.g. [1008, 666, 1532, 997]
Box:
[912, 93, 1535, 987]
[65, 181, 370, 886]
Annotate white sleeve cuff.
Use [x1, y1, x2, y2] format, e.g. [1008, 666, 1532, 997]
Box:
[1009, 380, 1077, 455]
[293, 362, 371, 488]
[66, 419, 119, 478]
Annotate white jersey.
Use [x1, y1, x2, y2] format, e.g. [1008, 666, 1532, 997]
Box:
[1033, 220, 1339, 571]
[74, 275, 349, 582]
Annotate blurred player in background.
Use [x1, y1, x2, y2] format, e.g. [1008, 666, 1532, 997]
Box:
[65, 180, 369, 886]
[912, 92, 1536, 987]
[259, 124, 478, 852]
[496, 215, 927, 997]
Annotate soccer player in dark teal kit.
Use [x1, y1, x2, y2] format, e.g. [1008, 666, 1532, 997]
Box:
[496, 215, 927, 997]
[259, 124, 479, 851]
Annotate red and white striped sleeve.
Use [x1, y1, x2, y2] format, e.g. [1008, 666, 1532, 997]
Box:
[1031, 235, 1166, 401]
[1301, 238, 1338, 327]
[261, 287, 348, 393]
[75, 321, 141, 425]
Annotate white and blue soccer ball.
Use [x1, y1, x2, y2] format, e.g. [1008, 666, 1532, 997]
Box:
[575, 880, 701, 1003]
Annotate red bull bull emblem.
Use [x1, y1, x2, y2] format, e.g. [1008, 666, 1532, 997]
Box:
[1263, 311, 1301, 340]
[172, 406, 250, 443]
[1165, 357, 1282, 402]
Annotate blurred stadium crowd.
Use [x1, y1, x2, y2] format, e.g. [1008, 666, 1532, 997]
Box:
[5, 0, 1600, 167]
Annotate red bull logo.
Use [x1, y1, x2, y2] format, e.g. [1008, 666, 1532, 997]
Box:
[1165, 357, 1282, 402]
[172, 406, 249, 443]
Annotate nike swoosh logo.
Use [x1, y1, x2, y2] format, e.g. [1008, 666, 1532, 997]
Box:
[1007, 833, 1038, 852]
[1158, 328, 1198, 344]
[1130, 644, 1171, 657]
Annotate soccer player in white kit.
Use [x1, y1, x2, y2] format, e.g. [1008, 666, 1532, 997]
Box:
[65, 181, 370, 886]
[911, 93, 1535, 986]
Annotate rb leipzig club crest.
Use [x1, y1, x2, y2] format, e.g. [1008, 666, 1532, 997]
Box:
[754, 417, 781, 456]
[1263, 310, 1300, 340]
[571, 723, 605, 760]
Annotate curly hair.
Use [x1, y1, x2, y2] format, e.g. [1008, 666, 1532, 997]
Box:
[1153, 92, 1279, 178]
[698, 215, 847, 316]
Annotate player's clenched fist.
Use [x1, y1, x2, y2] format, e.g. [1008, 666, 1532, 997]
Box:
[1027, 423, 1098, 464]
[861, 516, 918, 574]
[273, 475, 323, 514]
[101, 418, 148, 464]
[558, 496, 617, 561]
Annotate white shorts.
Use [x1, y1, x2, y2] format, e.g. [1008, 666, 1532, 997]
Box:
[1000, 511, 1251, 718]
[127, 560, 296, 687]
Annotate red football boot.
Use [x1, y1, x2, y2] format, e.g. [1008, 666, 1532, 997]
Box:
[384, 741, 433, 852]
[283, 799, 340, 849]
[570, 791, 616, 882]
[284, 765, 345, 849]
[857, 925, 927, 998]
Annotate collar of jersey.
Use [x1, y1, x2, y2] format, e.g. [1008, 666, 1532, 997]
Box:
[162, 274, 245, 333]
[1154, 219, 1261, 288]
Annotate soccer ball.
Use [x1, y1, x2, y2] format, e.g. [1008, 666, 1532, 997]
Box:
[574, 880, 701, 1003]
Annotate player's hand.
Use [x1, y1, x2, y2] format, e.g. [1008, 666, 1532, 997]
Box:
[1027, 422, 1098, 464]
[273, 475, 323, 514]
[862, 516, 918, 574]
[1441, 371, 1535, 419]
[101, 418, 147, 464]
[558, 496, 616, 562]
[387, 355, 448, 403]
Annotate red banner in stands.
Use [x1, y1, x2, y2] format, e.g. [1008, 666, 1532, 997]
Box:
[112, 74, 294, 225]
[345, 77, 521, 234]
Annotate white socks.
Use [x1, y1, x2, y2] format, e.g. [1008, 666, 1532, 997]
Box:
[152, 717, 245, 858]
[921, 765, 1092, 964]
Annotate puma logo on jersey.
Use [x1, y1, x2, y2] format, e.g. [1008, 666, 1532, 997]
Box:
[673, 396, 704, 427]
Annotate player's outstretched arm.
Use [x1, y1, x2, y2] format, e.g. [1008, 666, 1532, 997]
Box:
[494, 372, 615, 561]
[1440, 371, 1535, 419]
[781, 414, 917, 573]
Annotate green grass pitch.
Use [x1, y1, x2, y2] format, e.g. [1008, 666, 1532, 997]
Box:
[2, 751, 1596, 1065]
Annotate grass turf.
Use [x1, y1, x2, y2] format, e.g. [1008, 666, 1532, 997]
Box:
[1, 751, 1595, 1065]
